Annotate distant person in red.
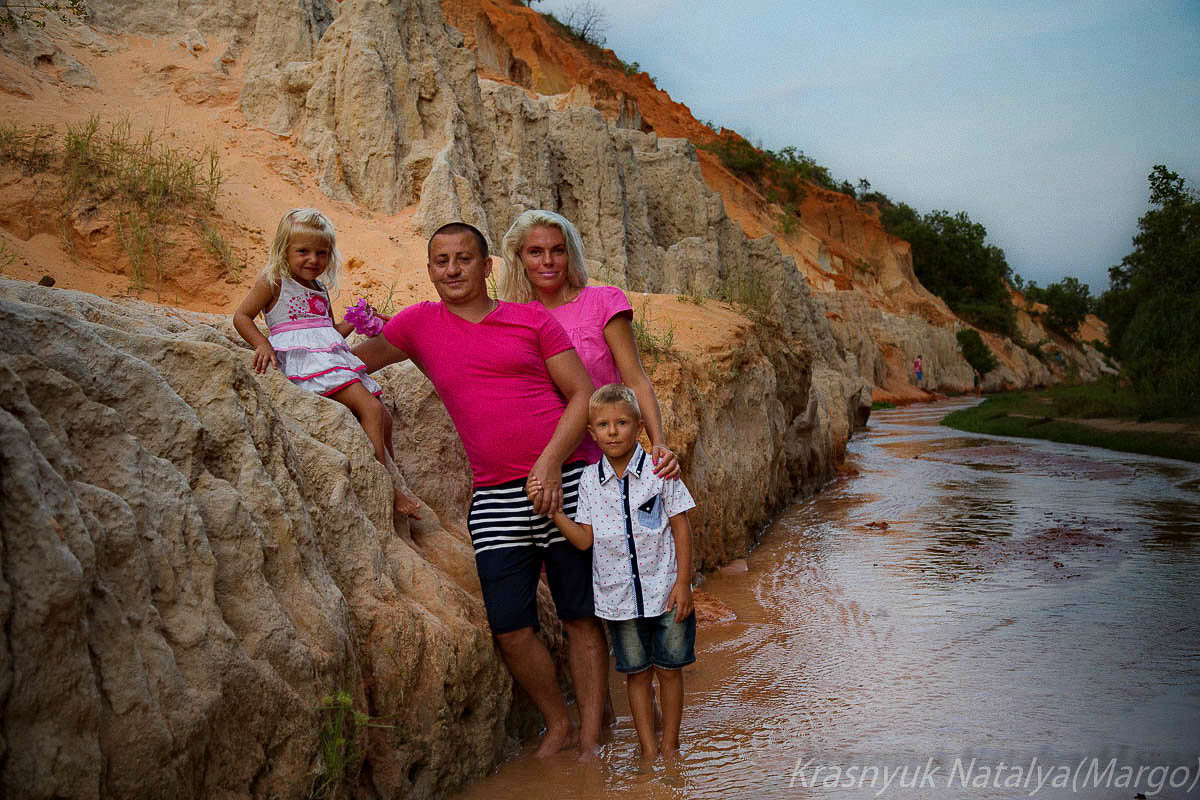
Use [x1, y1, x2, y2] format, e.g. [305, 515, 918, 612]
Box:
[352, 222, 607, 759]
[913, 354, 924, 386]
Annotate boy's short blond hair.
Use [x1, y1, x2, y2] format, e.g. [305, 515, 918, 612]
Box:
[589, 383, 641, 419]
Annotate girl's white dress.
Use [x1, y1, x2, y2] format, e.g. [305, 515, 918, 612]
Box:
[263, 274, 382, 397]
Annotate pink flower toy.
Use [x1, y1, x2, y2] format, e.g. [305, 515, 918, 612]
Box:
[344, 297, 385, 337]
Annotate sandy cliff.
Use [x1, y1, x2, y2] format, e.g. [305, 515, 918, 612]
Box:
[444, 0, 1110, 400]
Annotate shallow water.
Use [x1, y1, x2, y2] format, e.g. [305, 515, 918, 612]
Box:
[453, 400, 1200, 799]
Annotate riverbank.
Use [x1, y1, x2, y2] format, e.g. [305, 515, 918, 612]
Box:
[452, 400, 1200, 799]
[940, 379, 1200, 462]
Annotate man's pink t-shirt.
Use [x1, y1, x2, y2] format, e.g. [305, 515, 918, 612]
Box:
[381, 301, 591, 487]
[546, 285, 633, 463]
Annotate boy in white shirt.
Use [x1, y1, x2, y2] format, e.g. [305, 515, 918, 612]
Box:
[528, 383, 696, 759]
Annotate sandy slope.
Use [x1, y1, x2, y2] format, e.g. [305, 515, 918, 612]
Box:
[0, 25, 434, 317]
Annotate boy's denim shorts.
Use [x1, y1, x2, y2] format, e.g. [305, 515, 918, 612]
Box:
[607, 609, 696, 673]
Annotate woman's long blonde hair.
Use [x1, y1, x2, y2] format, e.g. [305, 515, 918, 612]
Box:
[497, 209, 590, 303]
[265, 208, 342, 289]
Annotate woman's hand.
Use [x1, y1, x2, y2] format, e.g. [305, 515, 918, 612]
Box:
[253, 343, 279, 374]
[650, 444, 681, 480]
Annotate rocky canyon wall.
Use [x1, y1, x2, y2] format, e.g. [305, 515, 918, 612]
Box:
[0, 261, 854, 798]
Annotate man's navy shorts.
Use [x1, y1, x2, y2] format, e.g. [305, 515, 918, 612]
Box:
[466, 461, 593, 634]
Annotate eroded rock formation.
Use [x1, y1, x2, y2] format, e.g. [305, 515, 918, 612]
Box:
[0, 276, 854, 797]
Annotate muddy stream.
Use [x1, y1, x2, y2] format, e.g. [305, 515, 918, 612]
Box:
[454, 399, 1200, 799]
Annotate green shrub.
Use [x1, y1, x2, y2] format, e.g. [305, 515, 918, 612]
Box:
[956, 328, 997, 374]
[1042, 276, 1092, 336]
[1097, 165, 1200, 415]
[881, 203, 1016, 337]
[700, 136, 859, 209]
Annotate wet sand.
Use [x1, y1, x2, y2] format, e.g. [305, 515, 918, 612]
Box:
[453, 399, 1200, 799]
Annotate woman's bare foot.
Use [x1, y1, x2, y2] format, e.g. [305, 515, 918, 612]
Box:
[533, 722, 578, 758]
[394, 489, 421, 519]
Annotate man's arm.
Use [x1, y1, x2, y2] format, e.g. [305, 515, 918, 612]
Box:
[526, 477, 595, 549]
[528, 349, 594, 516]
[351, 334, 410, 372]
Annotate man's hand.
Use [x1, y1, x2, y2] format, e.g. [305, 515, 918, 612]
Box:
[528, 455, 562, 517]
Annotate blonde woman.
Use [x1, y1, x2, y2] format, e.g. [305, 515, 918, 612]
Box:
[498, 210, 679, 479]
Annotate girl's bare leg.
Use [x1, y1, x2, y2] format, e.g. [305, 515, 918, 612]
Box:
[654, 667, 683, 757]
[329, 382, 419, 517]
[626, 669, 659, 760]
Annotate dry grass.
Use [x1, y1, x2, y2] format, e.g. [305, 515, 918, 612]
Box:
[0, 116, 228, 294]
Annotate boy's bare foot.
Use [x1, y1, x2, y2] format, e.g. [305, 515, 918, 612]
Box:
[393, 489, 421, 519]
[533, 722, 578, 758]
[638, 744, 660, 762]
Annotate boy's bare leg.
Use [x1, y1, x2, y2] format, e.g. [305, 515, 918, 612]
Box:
[494, 626, 577, 757]
[626, 669, 659, 760]
[655, 667, 684, 757]
[562, 616, 608, 757]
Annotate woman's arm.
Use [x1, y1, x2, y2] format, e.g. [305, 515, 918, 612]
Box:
[604, 314, 680, 478]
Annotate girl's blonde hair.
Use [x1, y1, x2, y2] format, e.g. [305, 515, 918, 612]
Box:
[265, 208, 342, 289]
[497, 209, 589, 303]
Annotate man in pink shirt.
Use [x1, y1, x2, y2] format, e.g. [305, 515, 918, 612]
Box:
[353, 223, 607, 758]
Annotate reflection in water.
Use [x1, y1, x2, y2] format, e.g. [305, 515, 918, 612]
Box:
[454, 400, 1200, 799]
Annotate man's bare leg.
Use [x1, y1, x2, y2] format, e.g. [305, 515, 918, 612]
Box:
[494, 626, 577, 757]
[561, 616, 608, 757]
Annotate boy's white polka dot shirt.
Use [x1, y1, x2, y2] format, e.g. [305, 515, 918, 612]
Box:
[573, 444, 696, 621]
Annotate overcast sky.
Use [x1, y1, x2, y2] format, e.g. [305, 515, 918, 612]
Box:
[534, 0, 1200, 293]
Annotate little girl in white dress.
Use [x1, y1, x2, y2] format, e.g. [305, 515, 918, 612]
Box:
[233, 208, 420, 518]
